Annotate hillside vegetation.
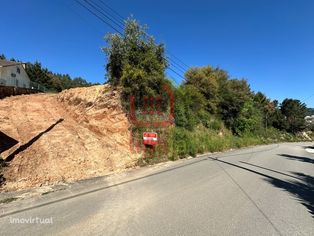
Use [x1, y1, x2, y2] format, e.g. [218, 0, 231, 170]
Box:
[103, 18, 313, 163]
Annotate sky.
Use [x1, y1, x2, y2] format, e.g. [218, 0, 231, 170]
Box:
[0, 0, 314, 107]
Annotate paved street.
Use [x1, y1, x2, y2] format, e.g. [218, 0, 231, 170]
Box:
[0, 142, 314, 235]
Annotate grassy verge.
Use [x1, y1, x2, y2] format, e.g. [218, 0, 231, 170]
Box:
[0, 197, 18, 204]
[168, 126, 310, 161]
[135, 125, 312, 166]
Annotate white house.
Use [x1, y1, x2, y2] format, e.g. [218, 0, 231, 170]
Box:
[0, 59, 30, 88]
[305, 115, 314, 124]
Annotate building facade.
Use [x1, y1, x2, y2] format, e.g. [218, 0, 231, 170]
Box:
[305, 115, 314, 124]
[0, 60, 30, 88]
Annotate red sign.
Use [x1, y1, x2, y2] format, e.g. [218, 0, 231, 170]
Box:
[143, 132, 158, 145]
[129, 84, 175, 128]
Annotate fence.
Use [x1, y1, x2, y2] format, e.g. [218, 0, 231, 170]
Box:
[0, 81, 47, 99]
[0, 86, 38, 99]
[29, 81, 47, 92]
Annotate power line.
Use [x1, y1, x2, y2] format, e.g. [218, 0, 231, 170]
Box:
[96, 1, 185, 73]
[63, 0, 104, 35]
[81, 0, 190, 75]
[74, 0, 188, 81]
[168, 67, 186, 81]
[91, 0, 190, 73]
[302, 93, 314, 103]
[167, 51, 190, 70]
[166, 56, 187, 74]
[97, 0, 125, 21]
[83, 0, 125, 30]
[74, 0, 124, 35]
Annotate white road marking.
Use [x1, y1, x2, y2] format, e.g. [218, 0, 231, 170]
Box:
[305, 148, 314, 153]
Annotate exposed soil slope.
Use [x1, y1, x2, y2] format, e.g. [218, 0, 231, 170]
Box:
[0, 85, 138, 191]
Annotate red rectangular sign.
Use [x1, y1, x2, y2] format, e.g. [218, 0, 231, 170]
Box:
[143, 132, 158, 145]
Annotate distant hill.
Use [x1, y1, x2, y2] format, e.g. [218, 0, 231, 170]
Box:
[307, 108, 314, 116]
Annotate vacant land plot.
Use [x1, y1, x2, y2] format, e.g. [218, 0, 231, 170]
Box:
[0, 85, 139, 191]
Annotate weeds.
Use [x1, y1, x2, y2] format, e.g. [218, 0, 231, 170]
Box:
[0, 197, 18, 204]
[167, 126, 309, 160]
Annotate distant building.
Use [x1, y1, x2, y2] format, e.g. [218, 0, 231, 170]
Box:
[305, 115, 314, 124]
[0, 59, 30, 88]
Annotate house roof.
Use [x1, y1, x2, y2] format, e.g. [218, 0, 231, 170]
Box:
[0, 59, 23, 68]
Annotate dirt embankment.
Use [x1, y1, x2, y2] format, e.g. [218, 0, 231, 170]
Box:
[0, 85, 139, 191]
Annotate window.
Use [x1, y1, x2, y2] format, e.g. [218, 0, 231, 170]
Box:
[17, 67, 20, 74]
[11, 73, 16, 78]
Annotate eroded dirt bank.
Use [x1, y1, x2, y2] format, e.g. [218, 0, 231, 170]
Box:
[0, 85, 139, 191]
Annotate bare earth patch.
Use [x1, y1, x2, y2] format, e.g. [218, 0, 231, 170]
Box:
[0, 85, 139, 191]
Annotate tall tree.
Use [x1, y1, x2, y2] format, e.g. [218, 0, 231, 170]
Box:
[184, 66, 228, 113]
[280, 99, 307, 133]
[174, 85, 206, 130]
[218, 79, 252, 131]
[234, 99, 263, 135]
[253, 92, 276, 130]
[103, 18, 168, 107]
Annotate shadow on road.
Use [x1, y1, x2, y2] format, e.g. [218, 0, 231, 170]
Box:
[265, 172, 314, 218]
[209, 157, 314, 218]
[239, 161, 301, 180]
[279, 154, 314, 164]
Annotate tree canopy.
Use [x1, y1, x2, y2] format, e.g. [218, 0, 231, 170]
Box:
[280, 99, 307, 133]
[103, 18, 168, 107]
[102, 18, 310, 136]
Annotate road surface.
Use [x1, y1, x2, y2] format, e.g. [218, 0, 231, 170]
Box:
[0, 142, 314, 235]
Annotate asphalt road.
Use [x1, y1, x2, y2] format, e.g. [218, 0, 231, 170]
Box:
[0, 142, 314, 235]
